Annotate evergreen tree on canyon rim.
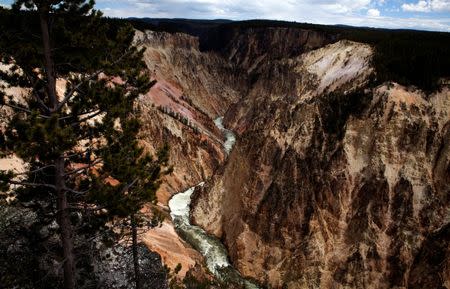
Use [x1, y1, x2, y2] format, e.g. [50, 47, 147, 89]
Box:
[0, 1, 167, 288]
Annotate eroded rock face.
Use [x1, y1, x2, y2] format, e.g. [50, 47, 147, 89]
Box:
[3, 26, 449, 288]
[202, 26, 336, 73]
[135, 30, 243, 204]
[191, 39, 450, 288]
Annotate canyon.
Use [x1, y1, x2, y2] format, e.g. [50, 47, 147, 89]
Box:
[134, 25, 450, 288]
[1, 21, 449, 289]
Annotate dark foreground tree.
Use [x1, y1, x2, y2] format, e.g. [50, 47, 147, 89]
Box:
[0, 1, 164, 288]
[91, 136, 170, 289]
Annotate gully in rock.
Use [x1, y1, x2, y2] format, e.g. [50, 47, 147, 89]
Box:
[168, 117, 259, 288]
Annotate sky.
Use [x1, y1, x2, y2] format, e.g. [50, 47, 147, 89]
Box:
[1, 0, 450, 32]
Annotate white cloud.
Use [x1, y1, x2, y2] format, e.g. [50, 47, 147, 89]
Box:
[93, 0, 450, 32]
[431, 0, 450, 10]
[402, 0, 450, 12]
[402, 0, 431, 11]
[367, 8, 381, 16]
[97, 0, 373, 18]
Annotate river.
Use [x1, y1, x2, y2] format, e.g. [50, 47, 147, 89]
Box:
[168, 117, 259, 288]
[213, 117, 236, 155]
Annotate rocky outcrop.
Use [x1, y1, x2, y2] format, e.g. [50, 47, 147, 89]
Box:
[135, 30, 243, 205]
[191, 38, 450, 288]
[201, 26, 335, 72]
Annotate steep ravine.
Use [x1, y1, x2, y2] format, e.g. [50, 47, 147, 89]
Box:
[168, 118, 258, 288]
[2, 24, 449, 288]
[191, 39, 450, 288]
[135, 28, 449, 288]
[133, 30, 244, 279]
[135, 29, 243, 204]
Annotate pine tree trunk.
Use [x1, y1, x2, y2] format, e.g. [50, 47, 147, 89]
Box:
[131, 214, 142, 289]
[39, 7, 76, 289]
[39, 6, 58, 110]
[56, 157, 75, 289]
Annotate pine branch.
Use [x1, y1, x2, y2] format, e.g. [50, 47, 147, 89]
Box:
[2, 103, 51, 119]
[12, 164, 56, 176]
[58, 108, 100, 120]
[70, 109, 103, 126]
[7, 180, 56, 189]
[63, 186, 90, 195]
[55, 40, 145, 112]
[64, 159, 102, 176]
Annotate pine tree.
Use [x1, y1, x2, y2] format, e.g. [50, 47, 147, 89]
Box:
[0, 2, 164, 288]
[90, 130, 170, 289]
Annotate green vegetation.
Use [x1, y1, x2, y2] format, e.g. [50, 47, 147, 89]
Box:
[0, 2, 167, 289]
[158, 105, 201, 134]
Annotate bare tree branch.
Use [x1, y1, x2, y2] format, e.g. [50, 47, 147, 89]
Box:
[62, 140, 102, 159]
[7, 180, 56, 189]
[63, 186, 90, 195]
[23, 70, 51, 113]
[55, 72, 99, 112]
[120, 177, 139, 195]
[58, 108, 99, 121]
[12, 164, 56, 176]
[70, 110, 103, 126]
[69, 204, 105, 211]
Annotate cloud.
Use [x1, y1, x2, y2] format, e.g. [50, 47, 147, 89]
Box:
[94, 0, 449, 31]
[2, 0, 447, 31]
[402, 0, 450, 12]
[431, 0, 450, 11]
[402, 0, 431, 11]
[96, 0, 374, 19]
[367, 8, 381, 16]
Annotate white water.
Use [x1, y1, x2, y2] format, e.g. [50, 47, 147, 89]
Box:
[168, 117, 259, 288]
[214, 117, 236, 155]
[168, 183, 231, 273]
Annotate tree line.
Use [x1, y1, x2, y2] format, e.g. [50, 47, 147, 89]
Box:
[128, 18, 450, 92]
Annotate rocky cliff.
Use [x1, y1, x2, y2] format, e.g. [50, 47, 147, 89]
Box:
[134, 30, 243, 205]
[191, 36, 450, 288]
[132, 27, 449, 288]
[2, 24, 449, 288]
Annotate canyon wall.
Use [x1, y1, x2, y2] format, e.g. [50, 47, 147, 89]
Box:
[191, 37, 450, 288]
[134, 25, 330, 212]
[134, 26, 334, 203]
[3, 25, 448, 288]
[135, 30, 243, 205]
[136, 28, 449, 288]
[3, 28, 450, 289]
